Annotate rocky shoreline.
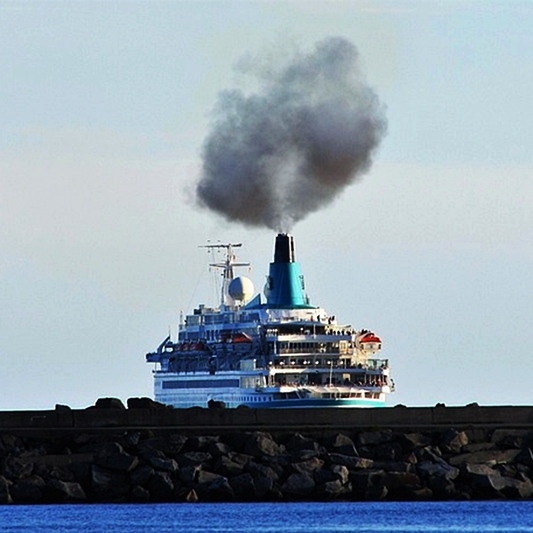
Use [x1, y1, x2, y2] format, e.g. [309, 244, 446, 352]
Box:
[1, 400, 533, 504]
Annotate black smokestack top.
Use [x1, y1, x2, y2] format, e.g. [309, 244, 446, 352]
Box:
[274, 233, 295, 263]
[196, 37, 387, 232]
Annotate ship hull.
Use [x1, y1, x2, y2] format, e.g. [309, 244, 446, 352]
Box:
[154, 372, 387, 409]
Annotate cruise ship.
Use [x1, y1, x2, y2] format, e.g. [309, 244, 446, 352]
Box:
[146, 234, 394, 408]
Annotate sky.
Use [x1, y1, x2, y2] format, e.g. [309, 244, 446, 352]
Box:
[1, 0, 532, 410]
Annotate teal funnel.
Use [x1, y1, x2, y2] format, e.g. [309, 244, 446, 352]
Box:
[265, 234, 310, 308]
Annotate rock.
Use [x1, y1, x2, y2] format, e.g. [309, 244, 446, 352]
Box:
[400, 433, 432, 452]
[214, 455, 247, 477]
[208, 399, 226, 410]
[440, 429, 469, 453]
[187, 435, 220, 450]
[281, 472, 315, 498]
[449, 449, 520, 467]
[462, 463, 507, 496]
[179, 465, 202, 485]
[93, 398, 126, 410]
[96, 442, 139, 472]
[417, 446, 443, 462]
[372, 442, 403, 461]
[91, 465, 129, 500]
[229, 473, 256, 501]
[3, 455, 33, 480]
[0, 476, 13, 504]
[491, 429, 532, 449]
[357, 430, 394, 447]
[428, 476, 457, 498]
[365, 482, 388, 501]
[196, 469, 224, 487]
[516, 448, 533, 468]
[323, 433, 356, 454]
[291, 457, 324, 475]
[148, 455, 179, 473]
[127, 397, 168, 409]
[349, 470, 386, 497]
[47, 479, 87, 502]
[48, 465, 76, 482]
[177, 451, 213, 468]
[316, 479, 352, 500]
[254, 475, 281, 500]
[138, 434, 188, 456]
[130, 485, 150, 502]
[185, 488, 199, 502]
[291, 449, 321, 462]
[330, 464, 349, 484]
[373, 460, 415, 473]
[207, 476, 234, 502]
[146, 471, 174, 501]
[245, 432, 283, 458]
[286, 434, 321, 453]
[0, 434, 22, 454]
[10, 475, 46, 503]
[327, 453, 372, 469]
[417, 460, 460, 481]
[209, 441, 233, 457]
[129, 465, 155, 486]
[409, 487, 433, 500]
[247, 462, 279, 483]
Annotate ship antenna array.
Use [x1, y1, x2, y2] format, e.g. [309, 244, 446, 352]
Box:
[199, 242, 250, 307]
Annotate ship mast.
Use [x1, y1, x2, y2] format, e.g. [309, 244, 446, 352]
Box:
[200, 243, 249, 307]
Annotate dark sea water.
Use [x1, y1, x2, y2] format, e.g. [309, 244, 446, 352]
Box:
[1, 501, 533, 533]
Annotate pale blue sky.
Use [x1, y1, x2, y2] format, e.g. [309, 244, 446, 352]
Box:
[1, 1, 532, 409]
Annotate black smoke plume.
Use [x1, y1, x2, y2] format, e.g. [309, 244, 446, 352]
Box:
[196, 37, 387, 232]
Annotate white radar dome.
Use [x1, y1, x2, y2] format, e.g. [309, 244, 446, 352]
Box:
[228, 276, 255, 303]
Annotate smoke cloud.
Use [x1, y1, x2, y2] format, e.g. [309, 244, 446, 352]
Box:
[196, 37, 387, 232]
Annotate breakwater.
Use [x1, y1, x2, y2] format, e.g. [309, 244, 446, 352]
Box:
[1, 399, 533, 504]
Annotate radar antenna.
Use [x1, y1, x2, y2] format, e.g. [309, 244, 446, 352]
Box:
[200, 243, 250, 307]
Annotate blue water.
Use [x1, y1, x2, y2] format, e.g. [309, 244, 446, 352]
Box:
[1, 501, 533, 532]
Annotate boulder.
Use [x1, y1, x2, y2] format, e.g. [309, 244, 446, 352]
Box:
[281, 472, 315, 498]
[95, 442, 139, 473]
[146, 471, 174, 501]
[357, 430, 394, 447]
[327, 453, 372, 469]
[10, 474, 45, 503]
[449, 449, 520, 467]
[400, 432, 432, 452]
[177, 451, 213, 468]
[91, 465, 129, 500]
[207, 476, 234, 502]
[291, 457, 324, 475]
[417, 460, 460, 481]
[330, 464, 349, 484]
[316, 479, 352, 500]
[130, 485, 150, 502]
[490, 429, 532, 449]
[0, 476, 12, 504]
[3, 455, 33, 480]
[138, 434, 188, 456]
[286, 433, 321, 453]
[229, 473, 256, 501]
[245, 432, 283, 458]
[148, 455, 179, 473]
[439, 429, 469, 453]
[93, 398, 126, 410]
[127, 397, 168, 409]
[46, 479, 87, 502]
[129, 465, 155, 486]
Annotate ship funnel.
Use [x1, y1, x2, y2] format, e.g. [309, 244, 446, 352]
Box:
[274, 233, 295, 263]
[266, 233, 309, 308]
